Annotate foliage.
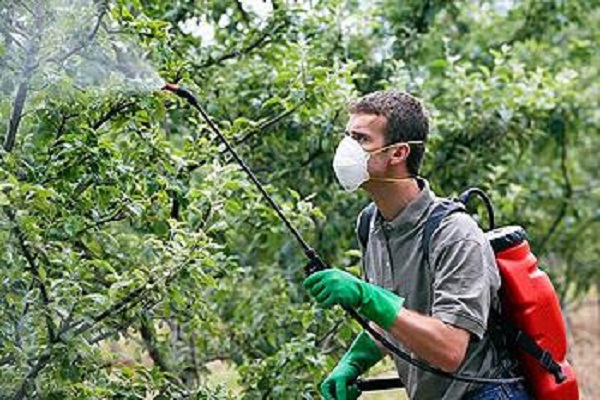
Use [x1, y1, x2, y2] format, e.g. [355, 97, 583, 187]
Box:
[0, 0, 598, 398]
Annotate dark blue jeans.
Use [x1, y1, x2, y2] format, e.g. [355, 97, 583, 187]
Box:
[465, 381, 531, 400]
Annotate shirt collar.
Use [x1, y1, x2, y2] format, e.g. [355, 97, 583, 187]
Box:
[375, 178, 436, 233]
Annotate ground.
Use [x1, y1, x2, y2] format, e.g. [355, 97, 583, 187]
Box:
[566, 293, 599, 400]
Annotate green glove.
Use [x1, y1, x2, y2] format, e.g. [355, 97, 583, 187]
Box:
[321, 331, 383, 400]
[303, 269, 404, 330]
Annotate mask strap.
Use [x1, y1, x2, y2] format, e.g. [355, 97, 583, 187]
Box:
[370, 176, 416, 183]
[369, 141, 424, 155]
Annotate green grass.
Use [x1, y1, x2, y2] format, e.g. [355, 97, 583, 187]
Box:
[361, 358, 407, 400]
[362, 389, 407, 400]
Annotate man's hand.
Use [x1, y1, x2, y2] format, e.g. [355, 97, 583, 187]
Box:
[320, 331, 383, 400]
[303, 268, 404, 330]
[303, 269, 363, 309]
[320, 363, 361, 400]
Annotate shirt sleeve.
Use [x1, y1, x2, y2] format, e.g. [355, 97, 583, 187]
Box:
[429, 216, 499, 340]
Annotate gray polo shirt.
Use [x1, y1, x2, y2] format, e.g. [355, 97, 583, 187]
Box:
[359, 179, 515, 399]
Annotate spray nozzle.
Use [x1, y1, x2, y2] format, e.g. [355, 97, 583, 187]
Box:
[162, 82, 180, 92]
[162, 83, 199, 107]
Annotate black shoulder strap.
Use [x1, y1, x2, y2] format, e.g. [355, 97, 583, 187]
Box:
[357, 202, 376, 251]
[357, 199, 467, 261]
[422, 199, 466, 267]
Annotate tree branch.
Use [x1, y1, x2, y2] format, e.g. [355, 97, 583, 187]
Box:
[63, 241, 202, 340]
[4, 80, 30, 152]
[0, 20, 27, 50]
[414, 0, 433, 34]
[11, 350, 52, 400]
[88, 296, 162, 345]
[5, 205, 58, 400]
[46, 2, 107, 66]
[39, 153, 93, 185]
[197, 22, 285, 69]
[234, 103, 302, 147]
[3, 2, 42, 153]
[316, 318, 344, 348]
[0, 354, 15, 367]
[75, 207, 127, 236]
[261, 148, 324, 186]
[538, 115, 572, 255]
[92, 101, 136, 130]
[139, 312, 171, 372]
[186, 103, 300, 173]
[234, 0, 250, 25]
[4, 208, 56, 342]
[12, 0, 34, 16]
[187, 330, 199, 384]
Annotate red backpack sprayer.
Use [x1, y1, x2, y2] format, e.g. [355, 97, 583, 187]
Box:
[356, 190, 579, 399]
[162, 83, 579, 399]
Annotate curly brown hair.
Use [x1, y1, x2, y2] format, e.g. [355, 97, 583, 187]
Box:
[348, 90, 429, 175]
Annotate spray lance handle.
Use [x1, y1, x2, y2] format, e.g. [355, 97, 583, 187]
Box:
[304, 248, 328, 275]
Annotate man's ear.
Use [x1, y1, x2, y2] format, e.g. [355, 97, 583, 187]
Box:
[389, 144, 410, 166]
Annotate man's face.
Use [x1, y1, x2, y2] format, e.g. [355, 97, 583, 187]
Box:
[345, 113, 393, 177]
[345, 113, 387, 151]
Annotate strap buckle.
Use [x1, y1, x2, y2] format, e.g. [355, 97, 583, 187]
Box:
[539, 350, 567, 384]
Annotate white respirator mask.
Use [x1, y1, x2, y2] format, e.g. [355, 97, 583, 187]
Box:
[332, 136, 422, 192]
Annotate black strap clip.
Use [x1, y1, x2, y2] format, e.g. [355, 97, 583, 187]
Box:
[539, 350, 567, 384]
[514, 331, 567, 384]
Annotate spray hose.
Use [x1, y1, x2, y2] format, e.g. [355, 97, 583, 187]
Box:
[162, 83, 524, 390]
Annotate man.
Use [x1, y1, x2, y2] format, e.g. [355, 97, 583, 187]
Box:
[303, 91, 528, 399]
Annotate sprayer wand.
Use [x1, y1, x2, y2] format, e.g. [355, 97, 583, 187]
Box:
[162, 83, 524, 388]
[163, 83, 326, 273]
